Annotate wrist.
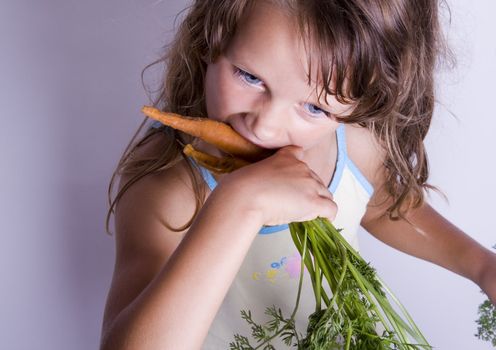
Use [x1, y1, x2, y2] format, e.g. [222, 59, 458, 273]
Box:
[210, 178, 266, 229]
[477, 249, 496, 304]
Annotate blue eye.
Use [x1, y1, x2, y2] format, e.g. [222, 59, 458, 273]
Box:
[304, 103, 330, 117]
[234, 68, 264, 87]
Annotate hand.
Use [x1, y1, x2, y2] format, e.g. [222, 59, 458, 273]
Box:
[479, 250, 496, 305]
[217, 145, 338, 226]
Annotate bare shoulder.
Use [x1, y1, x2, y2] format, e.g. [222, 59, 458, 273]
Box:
[102, 132, 203, 333]
[114, 161, 197, 253]
[114, 132, 201, 246]
[345, 124, 393, 225]
[344, 123, 387, 189]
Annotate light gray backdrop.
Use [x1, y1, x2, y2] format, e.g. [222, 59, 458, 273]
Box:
[1, 0, 494, 349]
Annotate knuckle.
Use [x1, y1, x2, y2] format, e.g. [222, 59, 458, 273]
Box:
[329, 201, 338, 220]
[299, 165, 313, 177]
[318, 197, 337, 221]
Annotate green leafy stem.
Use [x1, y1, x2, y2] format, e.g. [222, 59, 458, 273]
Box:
[230, 217, 432, 350]
[474, 244, 496, 347]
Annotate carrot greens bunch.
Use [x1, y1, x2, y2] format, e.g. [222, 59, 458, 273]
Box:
[475, 297, 496, 347]
[229, 219, 430, 350]
[141, 107, 431, 350]
[474, 245, 496, 347]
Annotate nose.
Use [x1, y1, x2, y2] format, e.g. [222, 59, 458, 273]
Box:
[245, 99, 287, 142]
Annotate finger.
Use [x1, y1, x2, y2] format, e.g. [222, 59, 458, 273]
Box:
[317, 187, 333, 200]
[304, 167, 329, 190]
[278, 145, 304, 161]
[294, 198, 337, 223]
[319, 197, 338, 221]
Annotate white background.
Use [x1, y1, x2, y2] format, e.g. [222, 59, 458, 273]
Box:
[0, 0, 494, 349]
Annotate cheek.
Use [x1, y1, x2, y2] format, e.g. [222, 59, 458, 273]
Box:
[291, 122, 338, 149]
[204, 65, 223, 119]
[205, 63, 260, 123]
[205, 64, 243, 121]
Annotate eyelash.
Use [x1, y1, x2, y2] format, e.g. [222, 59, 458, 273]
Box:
[233, 67, 332, 119]
[234, 67, 264, 87]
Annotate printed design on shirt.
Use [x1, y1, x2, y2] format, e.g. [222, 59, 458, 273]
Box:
[251, 252, 302, 284]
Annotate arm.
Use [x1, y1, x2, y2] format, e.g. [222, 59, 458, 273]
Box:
[100, 164, 263, 350]
[100, 145, 336, 350]
[361, 199, 496, 304]
[347, 123, 496, 304]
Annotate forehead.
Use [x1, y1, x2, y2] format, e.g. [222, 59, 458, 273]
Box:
[225, 1, 323, 93]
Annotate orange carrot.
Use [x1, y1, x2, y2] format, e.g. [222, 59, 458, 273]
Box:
[183, 144, 251, 174]
[141, 106, 273, 162]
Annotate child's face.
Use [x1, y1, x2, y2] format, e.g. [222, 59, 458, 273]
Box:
[204, 1, 353, 152]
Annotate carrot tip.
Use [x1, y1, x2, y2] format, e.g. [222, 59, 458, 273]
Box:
[141, 106, 153, 115]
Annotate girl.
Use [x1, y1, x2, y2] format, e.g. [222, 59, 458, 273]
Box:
[100, 0, 496, 349]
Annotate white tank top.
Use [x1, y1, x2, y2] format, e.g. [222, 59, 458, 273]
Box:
[190, 124, 374, 349]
